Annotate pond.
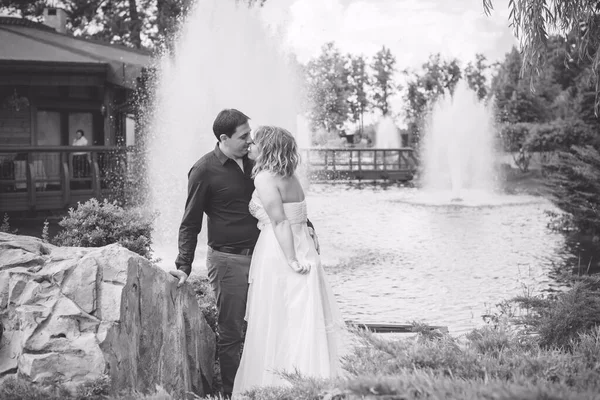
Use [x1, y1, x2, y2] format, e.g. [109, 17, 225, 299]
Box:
[151, 182, 571, 335]
[300, 183, 569, 335]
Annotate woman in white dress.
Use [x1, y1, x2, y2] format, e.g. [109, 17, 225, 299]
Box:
[232, 126, 347, 395]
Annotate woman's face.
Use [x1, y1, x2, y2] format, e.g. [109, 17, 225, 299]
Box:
[248, 140, 260, 161]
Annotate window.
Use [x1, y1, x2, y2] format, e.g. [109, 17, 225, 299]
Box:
[69, 113, 93, 145]
[401, 134, 409, 148]
[37, 111, 61, 146]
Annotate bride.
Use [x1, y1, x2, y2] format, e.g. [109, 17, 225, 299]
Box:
[232, 126, 347, 395]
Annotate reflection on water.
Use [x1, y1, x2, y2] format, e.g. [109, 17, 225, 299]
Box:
[306, 183, 568, 335]
[153, 182, 570, 335]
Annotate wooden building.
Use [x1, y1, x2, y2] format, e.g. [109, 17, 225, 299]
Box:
[0, 9, 152, 212]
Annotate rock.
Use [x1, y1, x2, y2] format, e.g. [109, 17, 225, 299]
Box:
[0, 233, 215, 397]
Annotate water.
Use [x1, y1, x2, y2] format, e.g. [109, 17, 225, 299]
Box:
[421, 80, 496, 199]
[375, 115, 401, 149]
[152, 182, 567, 335]
[308, 184, 567, 335]
[147, 0, 303, 247]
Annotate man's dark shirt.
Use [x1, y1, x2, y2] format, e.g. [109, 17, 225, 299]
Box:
[175, 143, 260, 275]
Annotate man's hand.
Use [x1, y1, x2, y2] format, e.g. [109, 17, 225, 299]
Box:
[308, 227, 320, 255]
[170, 269, 189, 288]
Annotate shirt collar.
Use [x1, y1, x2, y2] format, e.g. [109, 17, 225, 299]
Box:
[214, 143, 229, 165]
[214, 142, 252, 168]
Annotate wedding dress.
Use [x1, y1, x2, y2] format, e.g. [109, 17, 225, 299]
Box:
[232, 191, 347, 395]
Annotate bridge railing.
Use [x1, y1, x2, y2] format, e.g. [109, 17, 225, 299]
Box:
[302, 148, 417, 171]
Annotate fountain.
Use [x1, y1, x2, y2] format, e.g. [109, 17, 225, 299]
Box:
[419, 80, 497, 203]
[295, 114, 312, 149]
[375, 115, 401, 148]
[147, 0, 303, 267]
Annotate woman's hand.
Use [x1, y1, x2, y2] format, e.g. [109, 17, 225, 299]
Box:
[288, 259, 311, 274]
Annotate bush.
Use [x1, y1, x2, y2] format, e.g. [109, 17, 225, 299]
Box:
[0, 376, 70, 400]
[512, 280, 600, 350]
[543, 145, 600, 236]
[0, 213, 17, 234]
[188, 276, 218, 334]
[53, 198, 156, 258]
[525, 119, 595, 152]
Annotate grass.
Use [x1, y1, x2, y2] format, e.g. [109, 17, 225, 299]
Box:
[4, 324, 600, 400]
[3, 276, 600, 400]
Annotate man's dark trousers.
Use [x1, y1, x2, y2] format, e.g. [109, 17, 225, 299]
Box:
[206, 247, 251, 395]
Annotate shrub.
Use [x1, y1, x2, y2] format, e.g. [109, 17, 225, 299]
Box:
[188, 276, 218, 334]
[53, 198, 156, 258]
[0, 376, 69, 400]
[0, 213, 17, 234]
[543, 145, 600, 237]
[512, 281, 600, 350]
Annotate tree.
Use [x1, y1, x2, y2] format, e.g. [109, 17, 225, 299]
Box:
[0, 0, 152, 49]
[464, 54, 491, 100]
[304, 42, 351, 135]
[0, 0, 44, 18]
[484, 0, 600, 236]
[84, 0, 148, 49]
[370, 46, 396, 116]
[347, 55, 370, 133]
[544, 145, 600, 236]
[491, 43, 566, 124]
[402, 54, 463, 142]
[483, 0, 600, 112]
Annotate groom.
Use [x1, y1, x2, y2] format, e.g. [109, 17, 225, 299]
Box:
[171, 109, 318, 398]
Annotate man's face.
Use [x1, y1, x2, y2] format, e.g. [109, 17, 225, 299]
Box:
[76, 132, 83, 139]
[248, 141, 259, 161]
[221, 122, 252, 159]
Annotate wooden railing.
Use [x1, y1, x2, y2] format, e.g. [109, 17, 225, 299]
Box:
[0, 146, 130, 212]
[302, 148, 418, 181]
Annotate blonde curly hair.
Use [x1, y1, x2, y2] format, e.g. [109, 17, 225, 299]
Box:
[252, 126, 300, 178]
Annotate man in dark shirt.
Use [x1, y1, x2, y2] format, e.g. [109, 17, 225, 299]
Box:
[171, 109, 256, 398]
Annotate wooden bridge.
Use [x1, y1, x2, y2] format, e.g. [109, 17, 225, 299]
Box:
[302, 148, 417, 181]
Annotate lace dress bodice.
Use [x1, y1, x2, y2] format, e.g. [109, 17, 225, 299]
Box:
[249, 191, 307, 230]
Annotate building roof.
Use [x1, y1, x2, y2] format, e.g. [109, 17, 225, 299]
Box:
[0, 16, 153, 89]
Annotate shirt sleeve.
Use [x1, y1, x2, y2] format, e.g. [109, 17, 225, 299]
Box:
[175, 164, 209, 275]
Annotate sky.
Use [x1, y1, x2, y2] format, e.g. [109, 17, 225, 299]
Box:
[263, 0, 518, 71]
[260, 0, 519, 122]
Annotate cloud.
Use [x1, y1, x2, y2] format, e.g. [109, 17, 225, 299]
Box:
[269, 0, 517, 69]
[260, 0, 519, 122]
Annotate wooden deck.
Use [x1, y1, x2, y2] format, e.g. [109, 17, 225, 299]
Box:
[0, 146, 129, 212]
[302, 148, 417, 181]
[348, 322, 449, 334]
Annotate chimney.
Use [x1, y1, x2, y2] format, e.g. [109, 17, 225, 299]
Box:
[43, 7, 67, 34]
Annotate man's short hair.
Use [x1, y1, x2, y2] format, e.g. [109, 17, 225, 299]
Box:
[213, 109, 250, 141]
[76, 129, 85, 136]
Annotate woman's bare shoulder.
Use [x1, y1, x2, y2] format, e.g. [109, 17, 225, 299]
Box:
[254, 171, 280, 188]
